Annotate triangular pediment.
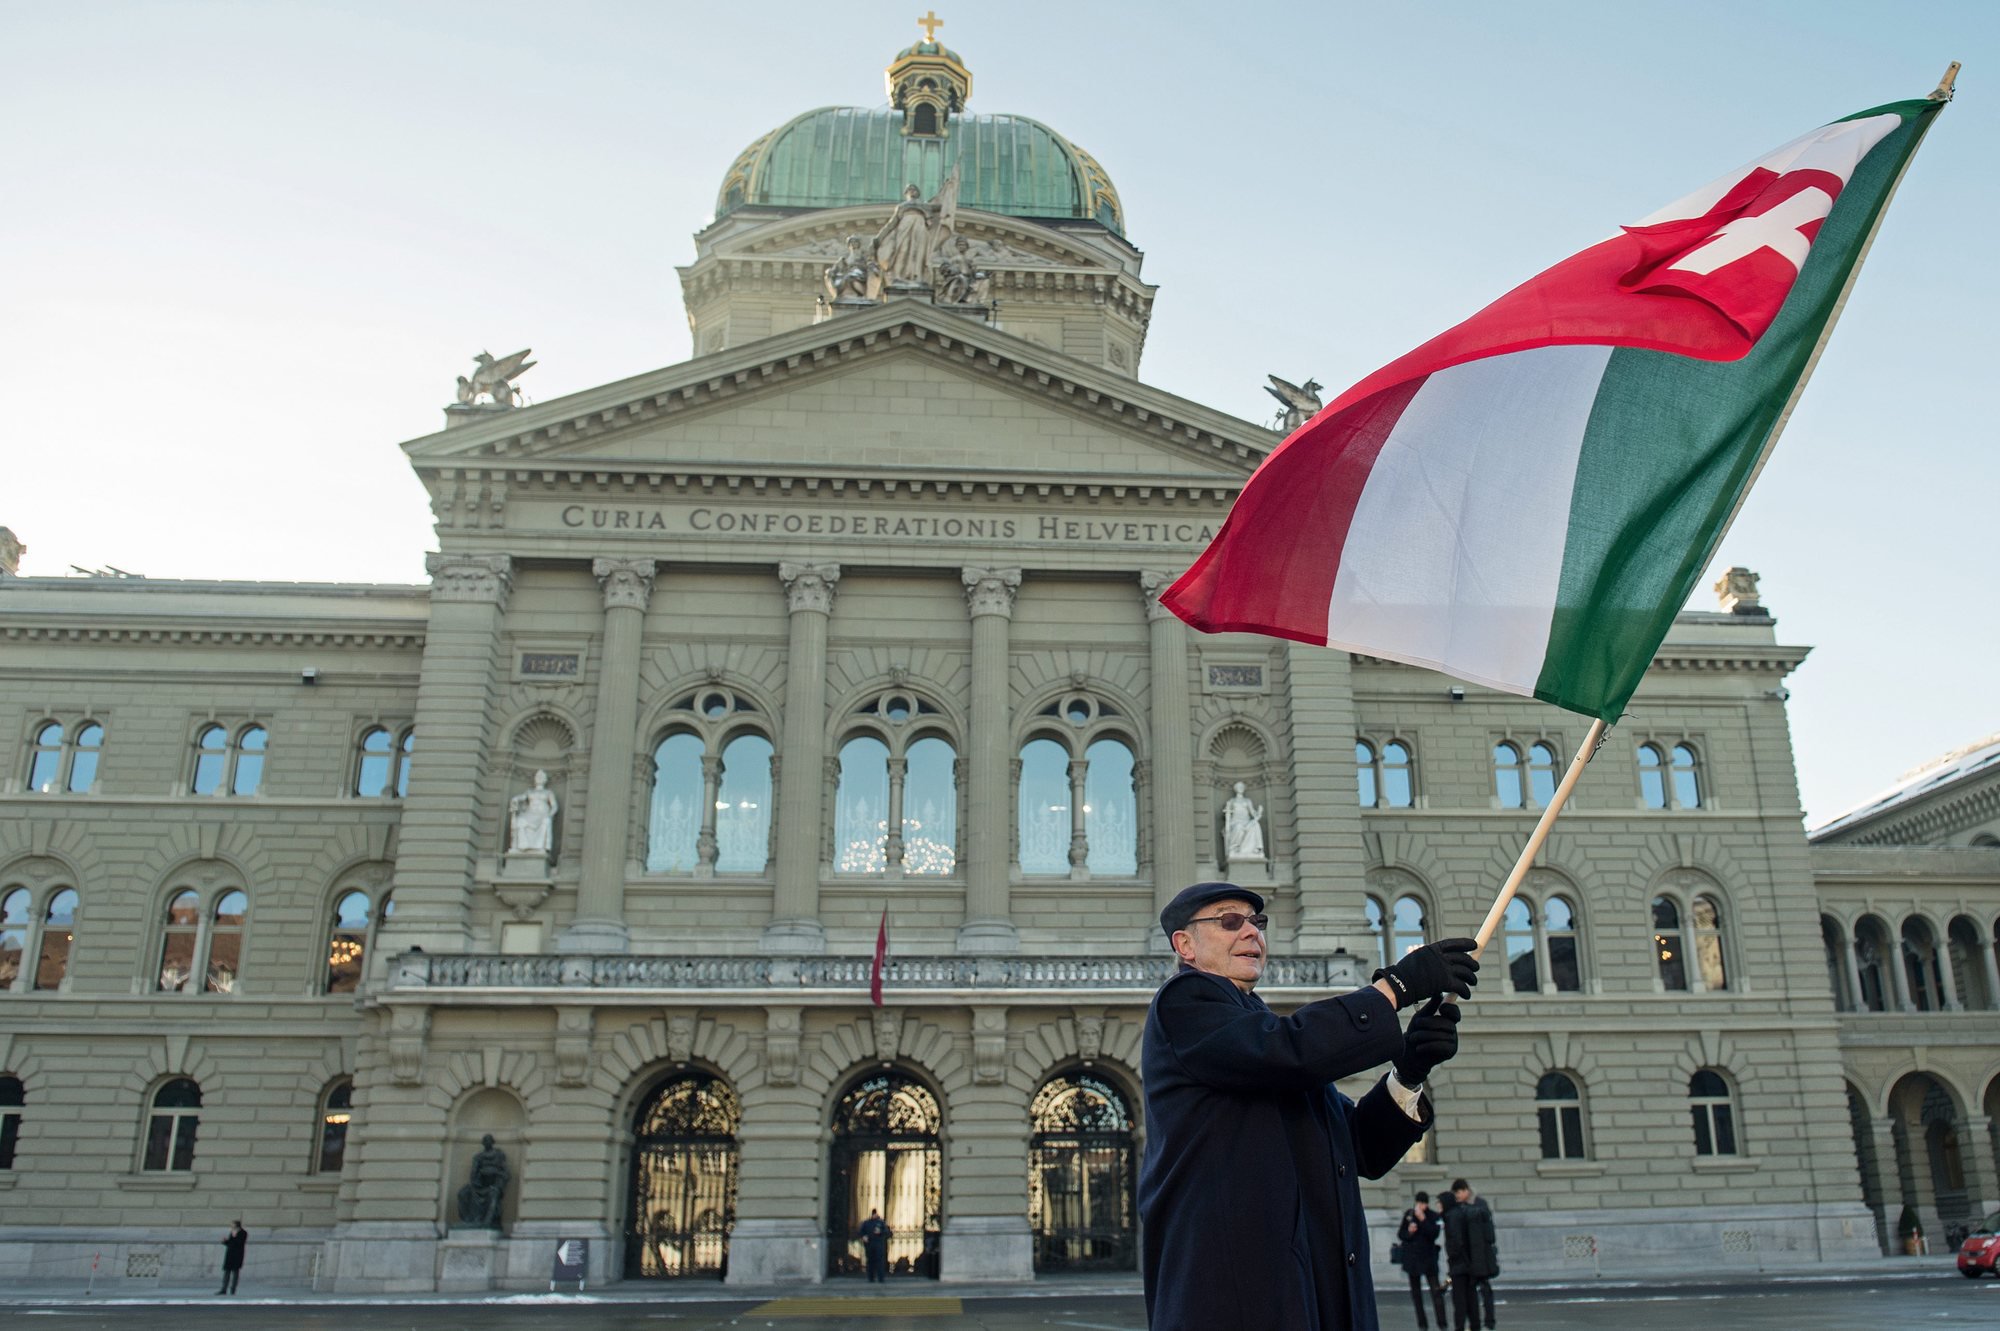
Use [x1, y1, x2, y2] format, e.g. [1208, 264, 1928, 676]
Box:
[404, 303, 1274, 484]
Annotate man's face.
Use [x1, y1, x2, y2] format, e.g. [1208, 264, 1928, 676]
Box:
[1172, 897, 1266, 991]
[1454, 1186, 1471, 1203]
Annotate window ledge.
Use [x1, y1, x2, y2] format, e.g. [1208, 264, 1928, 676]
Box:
[1534, 1159, 1606, 1178]
[115, 1172, 198, 1191]
[1691, 1155, 1758, 1173]
[296, 1177, 344, 1194]
[0, 1174, 16, 1190]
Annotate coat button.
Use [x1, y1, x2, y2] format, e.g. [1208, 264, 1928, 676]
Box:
[1347, 1252, 1357, 1266]
[1338, 1164, 1349, 1178]
[1358, 1011, 1369, 1024]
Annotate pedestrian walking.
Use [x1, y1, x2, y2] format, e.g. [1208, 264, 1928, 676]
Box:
[216, 1219, 247, 1295]
[1138, 881, 1477, 1331]
[1443, 1179, 1498, 1329]
[856, 1208, 890, 1282]
[1397, 1190, 1449, 1329]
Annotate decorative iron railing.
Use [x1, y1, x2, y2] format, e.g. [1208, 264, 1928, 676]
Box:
[398, 952, 1369, 991]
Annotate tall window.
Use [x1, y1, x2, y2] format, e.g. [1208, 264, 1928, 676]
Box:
[1390, 895, 1427, 960]
[326, 888, 391, 994]
[24, 720, 102, 794]
[1854, 917, 1891, 1012]
[1017, 695, 1136, 877]
[206, 892, 246, 993]
[1689, 1069, 1739, 1156]
[0, 1075, 20, 1169]
[1691, 895, 1728, 991]
[1637, 743, 1667, 809]
[192, 724, 266, 796]
[158, 891, 201, 992]
[1494, 743, 1525, 808]
[142, 1078, 202, 1172]
[354, 726, 414, 798]
[1822, 916, 1854, 1011]
[1652, 896, 1687, 991]
[1639, 741, 1703, 809]
[33, 890, 76, 991]
[1545, 896, 1582, 992]
[835, 737, 891, 873]
[1670, 744, 1703, 809]
[0, 889, 26, 990]
[1536, 1072, 1587, 1160]
[1528, 742, 1558, 805]
[1502, 898, 1537, 992]
[646, 688, 774, 876]
[1357, 739, 1415, 808]
[901, 736, 958, 876]
[316, 1079, 354, 1173]
[157, 888, 248, 994]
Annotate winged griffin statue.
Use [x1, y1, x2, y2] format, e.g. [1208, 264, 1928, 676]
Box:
[456, 349, 537, 408]
[1264, 374, 1324, 433]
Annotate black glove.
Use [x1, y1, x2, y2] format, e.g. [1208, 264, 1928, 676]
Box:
[1374, 936, 1479, 1008]
[1394, 995, 1461, 1086]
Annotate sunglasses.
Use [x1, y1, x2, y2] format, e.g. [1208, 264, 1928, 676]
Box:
[1185, 911, 1269, 933]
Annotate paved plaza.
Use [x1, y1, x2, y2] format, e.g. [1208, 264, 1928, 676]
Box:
[0, 1273, 1996, 1330]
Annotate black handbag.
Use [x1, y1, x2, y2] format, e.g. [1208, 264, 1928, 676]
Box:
[1388, 1242, 1405, 1267]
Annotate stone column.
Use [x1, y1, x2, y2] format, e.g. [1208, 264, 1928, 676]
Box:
[1067, 758, 1090, 878]
[381, 553, 512, 953]
[1934, 932, 1962, 1011]
[560, 558, 654, 954]
[959, 568, 1021, 953]
[763, 562, 839, 954]
[1842, 932, 1867, 1014]
[884, 756, 908, 872]
[1981, 940, 2000, 1012]
[1140, 572, 1197, 914]
[695, 754, 722, 876]
[1890, 941, 1915, 1012]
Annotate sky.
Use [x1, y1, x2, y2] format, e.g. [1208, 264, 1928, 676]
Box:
[2, 0, 1994, 828]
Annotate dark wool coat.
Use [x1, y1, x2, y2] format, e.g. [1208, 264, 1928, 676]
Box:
[1444, 1196, 1499, 1279]
[1398, 1207, 1443, 1278]
[221, 1228, 248, 1272]
[1138, 968, 1429, 1331]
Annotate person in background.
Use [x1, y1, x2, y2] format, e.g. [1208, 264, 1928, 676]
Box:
[1398, 1189, 1448, 1329]
[856, 1207, 890, 1282]
[216, 1219, 247, 1295]
[1444, 1178, 1499, 1329]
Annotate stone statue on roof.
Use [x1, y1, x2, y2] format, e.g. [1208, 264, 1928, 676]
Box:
[823, 235, 882, 303]
[874, 166, 960, 289]
[456, 349, 536, 408]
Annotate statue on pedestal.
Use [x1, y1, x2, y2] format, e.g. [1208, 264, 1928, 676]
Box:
[933, 235, 992, 306]
[455, 1134, 511, 1229]
[823, 235, 882, 303]
[508, 770, 558, 860]
[873, 168, 960, 290]
[455, 349, 536, 408]
[1264, 374, 1324, 433]
[1222, 781, 1266, 869]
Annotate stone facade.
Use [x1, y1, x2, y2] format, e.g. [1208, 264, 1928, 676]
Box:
[0, 28, 1911, 1294]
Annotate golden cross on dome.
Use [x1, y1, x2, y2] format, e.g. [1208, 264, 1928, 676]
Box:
[917, 10, 943, 41]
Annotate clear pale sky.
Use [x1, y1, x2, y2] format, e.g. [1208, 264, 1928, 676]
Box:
[3, 1, 1993, 828]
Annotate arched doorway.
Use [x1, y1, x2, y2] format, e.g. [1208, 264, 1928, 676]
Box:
[1886, 1071, 1971, 1245]
[1029, 1070, 1137, 1272]
[624, 1071, 740, 1279]
[825, 1071, 941, 1278]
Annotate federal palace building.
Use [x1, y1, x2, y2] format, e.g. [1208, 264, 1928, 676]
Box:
[2, 26, 1996, 1294]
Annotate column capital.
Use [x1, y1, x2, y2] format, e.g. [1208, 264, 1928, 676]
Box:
[1138, 569, 1181, 622]
[962, 567, 1023, 619]
[779, 561, 841, 614]
[593, 557, 657, 612]
[425, 552, 513, 607]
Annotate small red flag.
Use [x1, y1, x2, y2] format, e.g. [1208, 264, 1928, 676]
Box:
[869, 906, 888, 1007]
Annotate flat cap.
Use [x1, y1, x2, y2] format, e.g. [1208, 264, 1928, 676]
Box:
[1159, 881, 1266, 938]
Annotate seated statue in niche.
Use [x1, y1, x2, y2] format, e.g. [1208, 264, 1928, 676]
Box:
[1222, 781, 1266, 869]
[455, 1134, 512, 1229]
[933, 235, 992, 306]
[823, 235, 881, 303]
[508, 770, 558, 860]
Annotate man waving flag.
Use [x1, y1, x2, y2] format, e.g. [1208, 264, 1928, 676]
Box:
[1164, 88, 1950, 726]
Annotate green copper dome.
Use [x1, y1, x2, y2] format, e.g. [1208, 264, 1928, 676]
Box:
[715, 106, 1125, 236]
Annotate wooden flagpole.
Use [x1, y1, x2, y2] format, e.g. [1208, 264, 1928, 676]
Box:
[1469, 717, 1608, 961]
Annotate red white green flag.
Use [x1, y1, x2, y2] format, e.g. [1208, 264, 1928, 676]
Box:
[1165, 96, 1946, 723]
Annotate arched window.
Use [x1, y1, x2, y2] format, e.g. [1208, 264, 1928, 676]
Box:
[1380, 741, 1414, 807]
[0, 888, 27, 991]
[1502, 898, 1537, 992]
[1528, 742, 1559, 805]
[1029, 1072, 1137, 1272]
[1018, 738, 1070, 874]
[900, 736, 958, 876]
[316, 1079, 353, 1173]
[1652, 896, 1687, 991]
[1946, 916, 1992, 1010]
[1083, 738, 1136, 876]
[354, 726, 413, 798]
[158, 891, 201, 993]
[1363, 896, 1387, 972]
[1545, 896, 1582, 992]
[1692, 895, 1728, 991]
[325, 888, 390, 994]
[1671, 744, 1703, 809]
[911, 102, 939, 135]
[0, 1074, 21, 1169]
[1391, 895, 1427, 960]
[1493, 743, 1525, 809]
[1854, 916, 1891, 1012]
[646, 688, 774, 876]
[1536, 1072, 1587, 1159]
[1822, 916, 1853, 1011]
[193, 723, 268, 795]
[142, 1078, 202, 1172]
[835, 736, 891, 874]
[1637, 743, 1667, 809]
[206, 891, 246, 993]
[33, 889, 76, 991]
[1688, 1069, 1738, 1156]
[1354, 741, 1378, 808]
[25, 720, 102, 795]
[1901, 917, 1942, 1012]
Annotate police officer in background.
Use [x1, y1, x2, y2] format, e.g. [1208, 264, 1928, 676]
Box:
[1139, 882, 1478, 1331]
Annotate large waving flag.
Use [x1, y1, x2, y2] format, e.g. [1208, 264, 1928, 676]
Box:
[1165, 95, 1947, 723]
